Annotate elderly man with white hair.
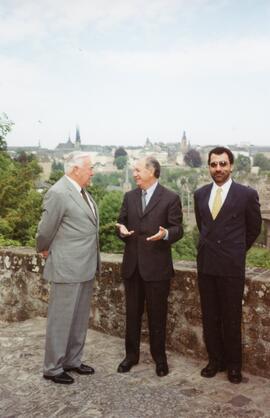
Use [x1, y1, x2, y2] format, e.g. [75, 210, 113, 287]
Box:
[37, 151, 100, 384]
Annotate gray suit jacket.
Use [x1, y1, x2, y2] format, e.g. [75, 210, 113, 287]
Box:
[36, 176, 100, 283]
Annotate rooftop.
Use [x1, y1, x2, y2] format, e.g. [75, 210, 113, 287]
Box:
[1, 317, 270, 418]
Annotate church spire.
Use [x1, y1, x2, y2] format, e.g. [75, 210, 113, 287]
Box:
[75, 125, 81, 144]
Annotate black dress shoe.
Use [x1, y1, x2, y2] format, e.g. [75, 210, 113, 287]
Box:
[156, 363, 169, 377]
[43, 371, 74, 384]
[117, 358, 138, 373]
[201, 360, 226, 378]
[64, 363, 95, 375]
[228, 369, 242, 384]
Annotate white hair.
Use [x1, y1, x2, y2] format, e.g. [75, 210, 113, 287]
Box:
[64, 151, 91, 174]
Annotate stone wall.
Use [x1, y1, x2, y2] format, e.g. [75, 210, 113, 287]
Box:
[1, 248, 270, 378]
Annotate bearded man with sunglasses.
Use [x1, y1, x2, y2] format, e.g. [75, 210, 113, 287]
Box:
[194, 146, 261, 384]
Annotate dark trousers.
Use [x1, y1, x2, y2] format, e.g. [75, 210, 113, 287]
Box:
[198, 273, 245, 369]
[124, 269, 170, 365]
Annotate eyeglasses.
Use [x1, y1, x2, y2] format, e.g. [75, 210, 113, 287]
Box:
[209, 161, 229, 168]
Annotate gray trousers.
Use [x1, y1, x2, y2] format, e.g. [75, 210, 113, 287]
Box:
[43, 280, 94, 376]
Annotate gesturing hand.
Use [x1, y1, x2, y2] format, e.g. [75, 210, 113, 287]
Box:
[146, 226, 167, 241]
[116, 223, 134, 237]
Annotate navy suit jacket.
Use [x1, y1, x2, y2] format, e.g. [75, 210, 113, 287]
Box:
[194, 181, 262, 277]
[118, 183, 183, 281]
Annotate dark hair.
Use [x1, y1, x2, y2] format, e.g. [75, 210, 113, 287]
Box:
[145, 156, 160, 178]
[208, 147, 234, 165]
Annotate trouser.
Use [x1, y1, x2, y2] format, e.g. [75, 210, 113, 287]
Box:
[198, 273, 245, 369]
[43, 280, 94, 376]
[124, 269, 170, 365]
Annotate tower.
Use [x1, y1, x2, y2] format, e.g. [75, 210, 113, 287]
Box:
[75, 125, 81, 150]
[176, 131, 189, 166]
[180, 131, 188, 153]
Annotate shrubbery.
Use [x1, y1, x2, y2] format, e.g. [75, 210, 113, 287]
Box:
[247, 247, 270, 269]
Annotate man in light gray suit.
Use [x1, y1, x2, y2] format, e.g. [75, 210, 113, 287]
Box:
[36, 151, 100, 384]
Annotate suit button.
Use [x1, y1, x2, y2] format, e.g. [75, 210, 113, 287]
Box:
[217, 240, 221, 244]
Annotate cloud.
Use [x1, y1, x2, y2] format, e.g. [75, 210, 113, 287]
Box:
[0, 0, 212, 43]
[77, 37, 270, 78]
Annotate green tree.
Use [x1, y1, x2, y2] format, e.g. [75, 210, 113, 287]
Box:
[247, 247, 270, 269]
[253, 153, 270, 171]
[93, 172, 122, 188]
[0, 112, 14, 150]
[114, 146, 127, 158]
[234, 154, 251, 173]
[115, 155, 127, 169]
[0, 149, 43, 246]
[184, 149, 202, 168]
[114, 147, 128, 170]
[172, 226, 198, 261]
[48, 159, 64, 185]
[51, 160, 64, 172]
[86, 184, 107, 207]
[99, 190, 124, 253]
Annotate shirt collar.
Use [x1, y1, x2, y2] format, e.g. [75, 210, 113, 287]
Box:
[212, 177, 232, 192]
[144, 181, 158, 195]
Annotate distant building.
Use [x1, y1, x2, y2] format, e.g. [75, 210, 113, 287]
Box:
[54, 136, 75, 156]
[176, 131, 190, 166]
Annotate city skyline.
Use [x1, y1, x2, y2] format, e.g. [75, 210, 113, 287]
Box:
[1, 0, 270, 148]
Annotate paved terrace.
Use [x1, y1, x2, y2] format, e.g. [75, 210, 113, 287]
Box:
[1, 317, 270, 418]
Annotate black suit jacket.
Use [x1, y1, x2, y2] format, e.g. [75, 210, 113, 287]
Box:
[194, 181, 262, 277]
[118, 183, 183, 281]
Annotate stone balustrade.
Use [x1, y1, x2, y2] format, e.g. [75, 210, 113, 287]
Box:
[1, 248, 270, 378]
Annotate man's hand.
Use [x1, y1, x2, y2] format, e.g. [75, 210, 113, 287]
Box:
[146, 226, 167, 241]
[116, 223, 134, 237]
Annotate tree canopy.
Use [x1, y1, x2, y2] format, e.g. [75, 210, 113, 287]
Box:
[114, 147, 128, 169]
[184, 149, 202, 168]
[0, 118, 43, 246]
[253, 153, 270, 171]
[98, 190, 124, 252]
[0, 113, 14, 150]
[234, 154, 251, 173]
[0, 152, 43, 245]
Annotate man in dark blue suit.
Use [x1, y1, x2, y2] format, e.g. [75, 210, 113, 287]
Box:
[194, 146, 261, 384]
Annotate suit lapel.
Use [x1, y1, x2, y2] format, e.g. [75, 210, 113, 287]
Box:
[214, 181, 237, 222]
[201, 184, 213, 225]
[63, 177, 97, 226]
[143, 183, 163, 217]
[202, 181, 237, 239]
[134, 188, 143, 218]
[87, 191, 99, 227]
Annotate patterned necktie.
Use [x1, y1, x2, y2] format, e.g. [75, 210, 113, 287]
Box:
[141, 190, 147, 212]
[211, 188, 222, 220]
[81, 188, 96, 217]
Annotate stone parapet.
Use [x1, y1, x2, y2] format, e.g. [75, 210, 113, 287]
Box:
[1, 247, 270, 378]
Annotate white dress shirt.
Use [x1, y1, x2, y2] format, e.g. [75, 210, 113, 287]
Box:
[143, 181, 159, 206]
[208, 178, 232, 212]
[143, 181, 169, 240]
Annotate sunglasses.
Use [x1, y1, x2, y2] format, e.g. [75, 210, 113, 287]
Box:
[209, 161, 229, 168]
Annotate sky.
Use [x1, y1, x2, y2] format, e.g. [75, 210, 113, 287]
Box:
[0, 0, 270, 149]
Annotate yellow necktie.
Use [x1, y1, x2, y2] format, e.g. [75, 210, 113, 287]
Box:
[211, 188, 222, 220]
